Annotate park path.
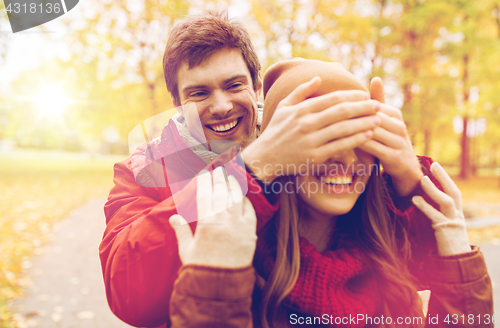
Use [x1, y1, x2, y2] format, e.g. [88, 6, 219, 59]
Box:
[10, 199, 132, 328]
[9, 199, 500, 327]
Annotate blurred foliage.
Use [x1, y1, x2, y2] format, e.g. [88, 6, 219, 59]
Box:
[0, 156, 116, 327]
[0, 0, 499, 164]
[468, 225, 500, 245]
[64, 0, 190, 117]
[250, 0, 500, 175]
[0, 1, 498, 326]
[0, 1, 9, 62]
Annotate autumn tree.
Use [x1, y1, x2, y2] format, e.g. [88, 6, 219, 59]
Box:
[64, 0, 189, 119]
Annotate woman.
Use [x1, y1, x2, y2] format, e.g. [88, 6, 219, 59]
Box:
[168, 59, 493, 327]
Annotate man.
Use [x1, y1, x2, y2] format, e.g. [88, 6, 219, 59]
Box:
[100, 12, 427, 328]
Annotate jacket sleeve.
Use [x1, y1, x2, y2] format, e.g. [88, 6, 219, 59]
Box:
[383, 157, 493, 326]
[170, 265, 255, 328]
[99, 149, 278, 327]
[385, 156, 441, 272]
[424, 246, 493, 328]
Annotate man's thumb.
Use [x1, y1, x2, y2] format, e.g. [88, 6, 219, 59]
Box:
[281, 76, 321, 107]
[169, 214, 193, 247]
[370, 77, 386, 103]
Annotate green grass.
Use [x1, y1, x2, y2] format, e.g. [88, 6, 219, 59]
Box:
[0, 155, 120, 327]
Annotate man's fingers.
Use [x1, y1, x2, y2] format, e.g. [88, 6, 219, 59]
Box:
[370, 77, 386, 103]
[299, 90, 372, 116]
[358, 140, 394, 162]
[302, 100, 379, 132]
[412, 196, 449, 225]
[279, 76, 322, 107]
[212, 166, 229, 212]
[420, 176, 456, 218]
[430, 162, 462, 210]
[378, 103, 403, 121]
[196, 170, 212, 220]
[315, 131, 372, 161]
[313, 115, 380, 145]
[370, 126, 407, 150]
[375, 111, 407, 137]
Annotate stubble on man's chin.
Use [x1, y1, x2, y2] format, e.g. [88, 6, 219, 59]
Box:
[239, 118, 258, 150]
[208, 127, 257, 154]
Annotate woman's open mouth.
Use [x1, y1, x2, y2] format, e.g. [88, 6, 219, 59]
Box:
[316, 172, 357, 194]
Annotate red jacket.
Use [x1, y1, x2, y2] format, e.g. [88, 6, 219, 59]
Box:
[100, 119, 441, 327]
[100, 119, 279, 327]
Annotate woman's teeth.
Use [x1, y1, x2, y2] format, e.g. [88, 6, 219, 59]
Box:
[321, 175, 353, 185]
[210, 119, 238, 132]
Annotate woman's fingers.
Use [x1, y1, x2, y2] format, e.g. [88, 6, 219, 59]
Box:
[227, 175, 244, 208]
[169, 214, 194, 265]
[196, 170, 212, 221]
[412, 196, 449, 225]
[430, 162, 462, 211]
[420, 176, 457, 218]
[212, 166, 229, 213]
[242, 197, 257, 224]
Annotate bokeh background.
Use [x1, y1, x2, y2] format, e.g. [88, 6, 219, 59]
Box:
[0, 0, 499, 327]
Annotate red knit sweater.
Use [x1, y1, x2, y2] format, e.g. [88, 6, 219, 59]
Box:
[255, 237, 380, 328]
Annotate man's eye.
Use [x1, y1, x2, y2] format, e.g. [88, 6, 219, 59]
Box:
[190, 91, 207, 98]
[229, 83, 243, 89]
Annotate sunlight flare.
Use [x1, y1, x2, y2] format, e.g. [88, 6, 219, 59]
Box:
[35, 85, 71, 118]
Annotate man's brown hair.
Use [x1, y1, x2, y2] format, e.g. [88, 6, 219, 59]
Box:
[163, 11, 261, 105]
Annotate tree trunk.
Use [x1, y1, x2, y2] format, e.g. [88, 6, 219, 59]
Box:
[471, 133, 477, 176]
[423, 128, 431, 156]
[459, 115, 469, 178]
[459, 53, 470, 179]
[494, 5, 500, 38]
[491, 144, 497, 167]
[148, 83, 158, 116]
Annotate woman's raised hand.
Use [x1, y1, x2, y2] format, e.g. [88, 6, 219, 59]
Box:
[412, 162, 471, 256]
[169, 166, 257, 268]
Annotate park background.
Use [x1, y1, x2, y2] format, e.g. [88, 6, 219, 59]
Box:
[0, 0, 499, 327]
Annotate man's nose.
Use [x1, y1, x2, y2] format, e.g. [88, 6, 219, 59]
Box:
[210, 90, 233, 117]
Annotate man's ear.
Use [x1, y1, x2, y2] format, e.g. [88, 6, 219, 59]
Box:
[173, 96, 180, 108]
[173, 97, 183, 115]
[255, 72, 263, 101]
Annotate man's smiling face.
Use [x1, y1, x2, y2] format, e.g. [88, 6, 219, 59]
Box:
[175, 48, 262, 150]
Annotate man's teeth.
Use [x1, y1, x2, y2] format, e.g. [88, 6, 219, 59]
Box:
[211, 119, 238, 132]
[321, 175, 353, 185]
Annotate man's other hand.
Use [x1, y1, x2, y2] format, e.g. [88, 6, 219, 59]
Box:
[358, 77, 423, 196]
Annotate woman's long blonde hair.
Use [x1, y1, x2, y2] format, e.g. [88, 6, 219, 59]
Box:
[256, 162, 423, 327]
